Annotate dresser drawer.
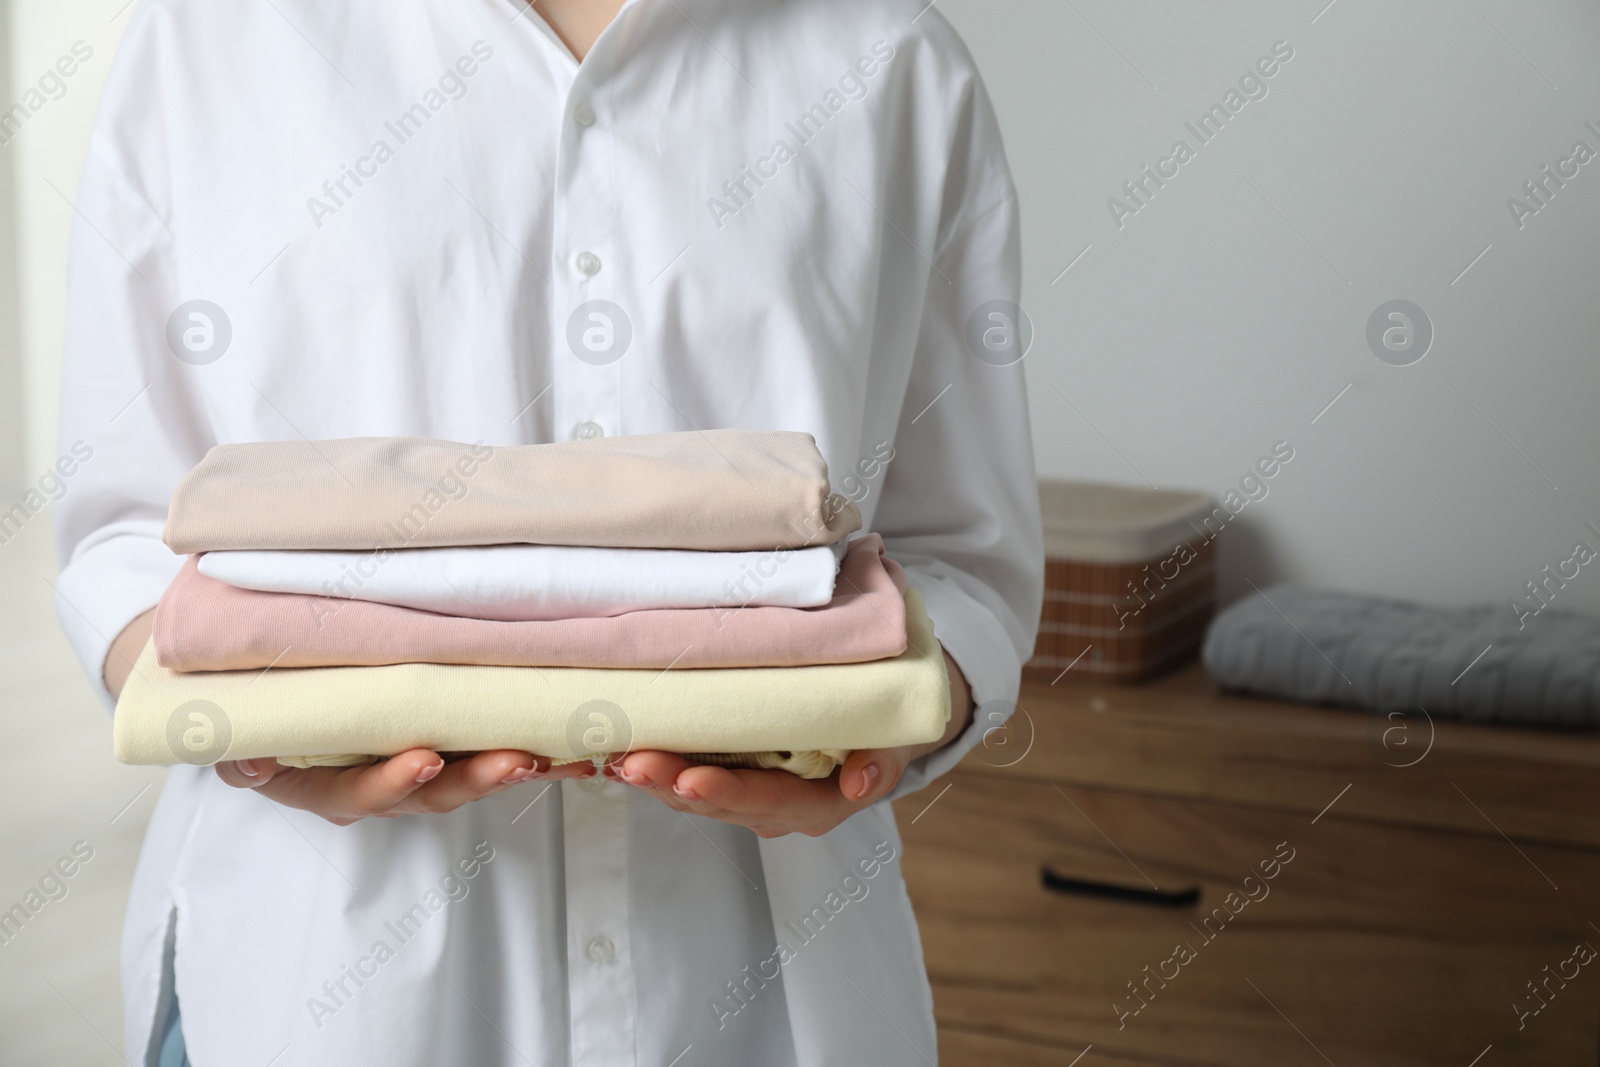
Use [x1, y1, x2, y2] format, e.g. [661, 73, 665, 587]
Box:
[894, 775, 1600, 1066]
[939, 1026, 1166, 1066]
[996, 670, 1600, 851]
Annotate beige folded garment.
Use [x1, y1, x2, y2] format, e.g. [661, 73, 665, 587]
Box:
[114, 588, 948, 770]
[163, 430, 861, 553]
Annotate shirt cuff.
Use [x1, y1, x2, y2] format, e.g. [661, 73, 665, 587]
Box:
[55, 524, 183, 711]
[887, 567, 1024, 801]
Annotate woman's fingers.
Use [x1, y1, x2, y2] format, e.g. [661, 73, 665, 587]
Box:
[615, 751, 843, 834]
[214, 757, 287, 790]
[542, 759, 601, 782]
[215, 749, 597, 824]
[229, 750, 467, 822]
[612, 752, 726, 813]
[673, 762, 821, 812]
[395, 750, 546, 814]
[613, 748, 917, 838]
[836, 747, 908, 805]
[612, 751, 694, 790]
[244, 750, 439, 822]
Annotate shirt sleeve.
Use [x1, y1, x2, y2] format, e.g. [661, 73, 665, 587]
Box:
[54, 20, 213, 708]
[875, 83, 1044, 801]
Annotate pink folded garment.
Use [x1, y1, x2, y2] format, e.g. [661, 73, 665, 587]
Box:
[153, 534, 908, 671]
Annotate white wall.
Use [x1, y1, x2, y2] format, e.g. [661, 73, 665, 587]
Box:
[942, 0, 1600, 614]
[5, 0, 1599, 618]
[7, 0, 127, 485]
[0, 0, 23, 489]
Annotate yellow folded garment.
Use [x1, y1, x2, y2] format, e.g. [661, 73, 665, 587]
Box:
[114, 589, 949, 770]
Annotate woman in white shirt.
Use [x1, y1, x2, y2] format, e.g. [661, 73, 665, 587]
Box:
[55, 0, 1042, 1063]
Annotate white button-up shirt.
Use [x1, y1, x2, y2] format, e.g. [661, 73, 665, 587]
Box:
[53, 0, 1042, 1064]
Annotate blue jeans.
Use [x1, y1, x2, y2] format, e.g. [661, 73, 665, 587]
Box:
[157, 996, 189, 1067]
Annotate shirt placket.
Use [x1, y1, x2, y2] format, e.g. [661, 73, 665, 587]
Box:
[550, 52, 637, 1067]
[562, 775, 636, 1066]
[551, 60, 623, 443]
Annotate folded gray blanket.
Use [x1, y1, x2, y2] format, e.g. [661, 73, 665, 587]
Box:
[1201, 585, 1600, 728]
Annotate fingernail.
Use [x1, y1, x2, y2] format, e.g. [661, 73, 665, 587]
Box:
[416, 760, 444, 784]
[239, 760, 260, 778]
[501, 766, 535, 784]
[674, 782, 701, 802]
[620, 770, 646, 785]
[853, 762, 880, 800]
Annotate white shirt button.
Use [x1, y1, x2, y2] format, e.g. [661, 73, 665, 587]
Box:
[575, 251, 602, 276]
[574, 420, 604, 440]
[573, 102, 596, 128]
[586, 935, 616, 963]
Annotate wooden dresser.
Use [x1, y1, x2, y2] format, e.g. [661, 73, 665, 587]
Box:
[892, 663, 1600, 1066]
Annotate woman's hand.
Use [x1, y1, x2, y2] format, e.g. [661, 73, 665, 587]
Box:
[608, 647, 974, 838]
[104, 608, 156, 700]
[214, 749, 595, 825]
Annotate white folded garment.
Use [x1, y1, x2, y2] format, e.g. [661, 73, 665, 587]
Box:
[195, 543, 840, 621]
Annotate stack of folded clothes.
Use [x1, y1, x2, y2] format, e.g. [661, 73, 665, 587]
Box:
[113, 430, 951, 778]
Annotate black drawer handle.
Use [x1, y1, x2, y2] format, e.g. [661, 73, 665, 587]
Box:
[1041, 866, 1201, 908]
